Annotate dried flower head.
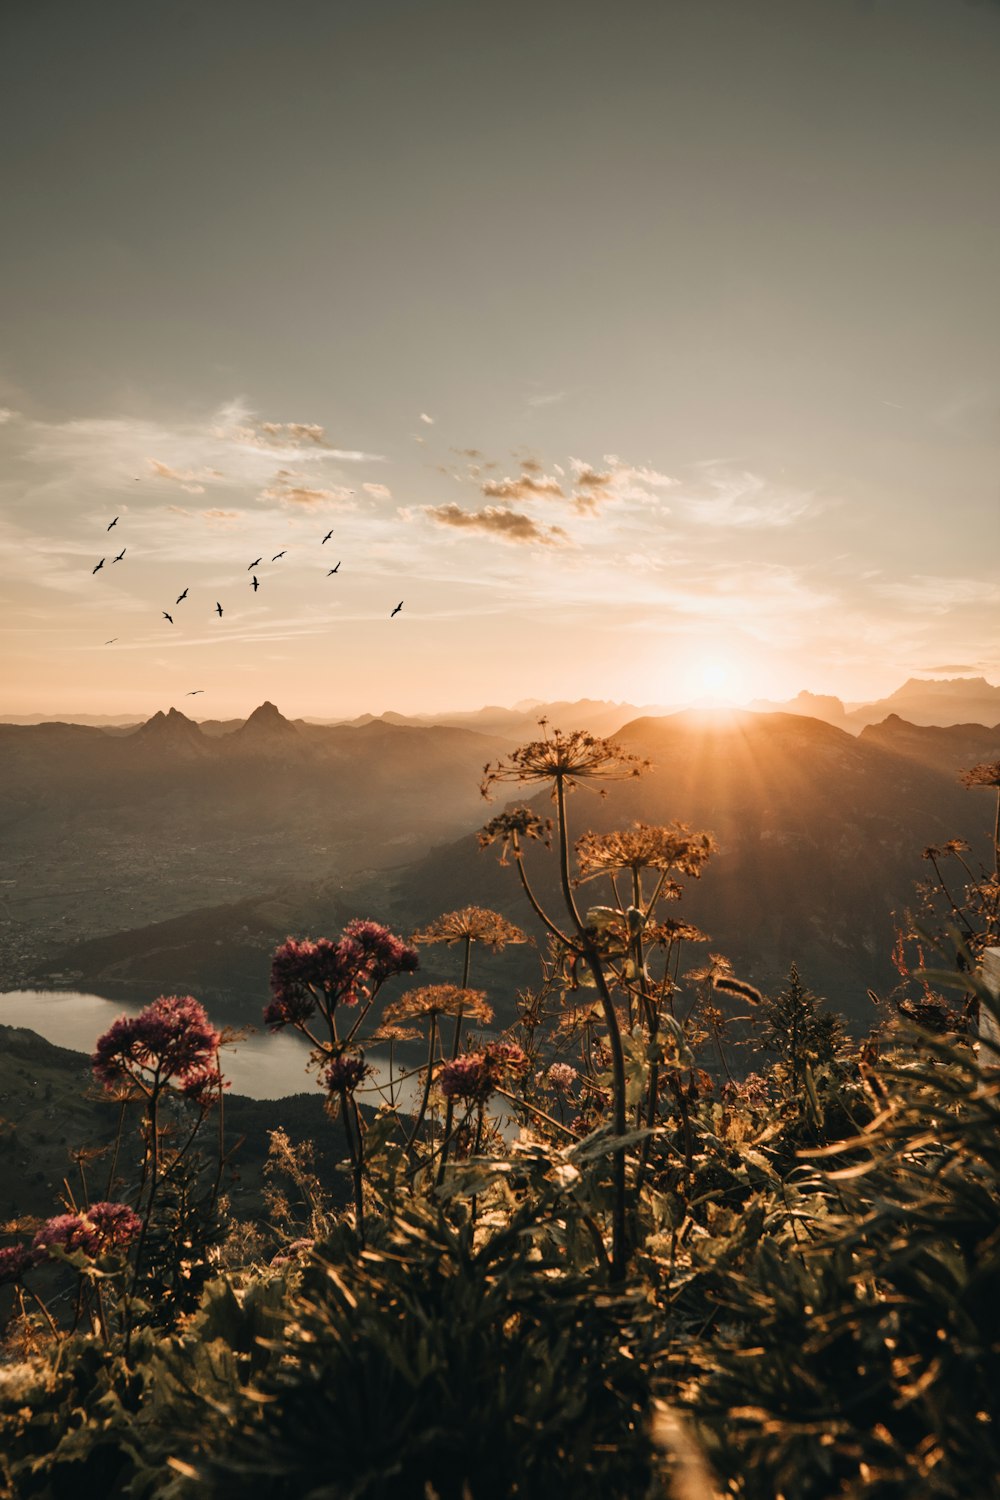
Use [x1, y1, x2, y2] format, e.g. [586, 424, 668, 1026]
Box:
[576, 822, 716, 879]
[481, 725, 647, 802]
[439, 1053, 494, 1105]
[644, 917, 710, 946]
[383, 984, 493, 1028]
[92, 996, 221, 1097]
[32, 1214, 100, 1259]
[478, 807, 553, 865]
[413, 907, 527, 950]
[960, 760, 1000, 789]
[321, 1052, 370, 1093]
[483, 1040, 529, 1077]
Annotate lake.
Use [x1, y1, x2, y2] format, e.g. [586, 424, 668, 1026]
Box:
[0, 989, 418, 1106]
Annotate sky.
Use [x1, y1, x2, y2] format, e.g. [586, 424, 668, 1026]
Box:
[1, 0, 998, 719]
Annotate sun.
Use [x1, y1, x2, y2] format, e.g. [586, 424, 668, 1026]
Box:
[698, 660, 732, 696]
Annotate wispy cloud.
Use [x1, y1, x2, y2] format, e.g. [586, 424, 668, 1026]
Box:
[257, 480, 357, 509]
[419, 412, 435, 425]
[678, 464, 816, 528]
[525, 391, 566, 409]
[362, 482, 392, 500]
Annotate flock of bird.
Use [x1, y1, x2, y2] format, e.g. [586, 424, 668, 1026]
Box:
[92, 513, 405, 671]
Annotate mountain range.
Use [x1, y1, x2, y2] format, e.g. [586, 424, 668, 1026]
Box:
[8, 703, 996, 1034]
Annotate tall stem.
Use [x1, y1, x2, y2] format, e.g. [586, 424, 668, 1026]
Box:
[439, 936, 473, 1184]
[407, 1014, 438, 1150]
[555, 776, 629, 1280]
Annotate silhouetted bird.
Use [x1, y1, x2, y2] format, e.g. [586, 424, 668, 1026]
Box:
[327, 562, 341, 575]
[272, 551, 286, 561]
[176, 588, 188, 603]
[107, 517, 119, 531]
[215, 602, 223, 617]
[251, 575, 260, 592]
[322, 530, 334, 543]
[185, 690, 204, 695]
[391, 601, 403, 617]
[162, 612, 173, 623]
[105, 638, 118, 645]
[248, 558, 262, 569]
[112, 548, 126, 562]
[92, 558, 105, 574]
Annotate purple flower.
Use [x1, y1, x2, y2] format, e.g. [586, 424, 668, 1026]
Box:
[321, 1052, 370, 1093]
[267, 924, 418, 1031]
[92, 995, 221, 1096]
[343, 920, 419, 983]
[32, 1214, 100, 1258]
[0, 1243, 38, 1284]
[483, 1041, 529, 1078]
[86, 1202, 143, 1252]
[439, 1053, 494, 1105]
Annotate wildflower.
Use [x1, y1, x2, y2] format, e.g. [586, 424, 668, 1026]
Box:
[478, 807, 552, 865]
[92, 996, 221, 1096]
[321, 1052, 370, 1093]
[439, 1053, 494, 1104]
[270, 1237, 314, 1268]
[480, 725, 647, 802]
[483, 1040, 529, 1078]
[0, 1244, 38, 1284]
[576, 822, 716, 880]
[267, 925, 418, 1031]
[383, 984, 493, 1028]
[543, 1062, 578, 1093]
[32, 1214, 100, 1258]
[342, 919, 419, 983]
[413, 906, 527, 950]
[86, 1202, 142, 1252]
[960, 760, 1000, 788]
[178, 1062, 227, 1107]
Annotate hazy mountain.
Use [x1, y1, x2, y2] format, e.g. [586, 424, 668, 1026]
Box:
[0, 704, 515, 985]
[327, 698, 678, 741]
[748, 690, 849, 728]
[858, 714, 1000, 777]
[848, 677, 1000, 730]
[31, 710, 998, 1033]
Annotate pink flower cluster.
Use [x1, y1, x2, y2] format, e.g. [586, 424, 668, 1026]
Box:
[265, 921, 418, 1031]
[438, 1042, 529, 1105]
[541, 1062, 578, 1094]
[92, 995, 222, 1096]
[0, 1202, 143, 1281]
[321, 1052, 370, 1093]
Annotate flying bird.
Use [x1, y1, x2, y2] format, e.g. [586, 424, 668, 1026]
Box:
[251, 575, 259, 592]
[92, 558, 105, 574]
[112, 548, 126, 562]
[215, 602, 223, 617]
[105, 638, 118, 645]
[248, 557, 262, 569]
[107, 517, 119, 531]
[272, 551, 286, 561]
[327, 562, 341, 575]
[322, 529, 334, 543]
[176, 588, 188, 603]
[185, 690, 204, 696]
[390, 601, 403, 617]
[162, 611, 173, 623]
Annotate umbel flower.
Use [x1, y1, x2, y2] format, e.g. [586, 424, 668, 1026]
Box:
[575, 822, 716, 880]
[481, 724, 647, 802]
[413, 907, 527, 951]
[92, 996, 221, 1097]
[266, 922, 418, 1031]
[383, 984, 493, 1028]
[478, 807, 553, 866]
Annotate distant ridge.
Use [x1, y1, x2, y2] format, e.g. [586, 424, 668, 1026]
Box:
[751, 677, 1000, 733]
[132, 706, 210, 759]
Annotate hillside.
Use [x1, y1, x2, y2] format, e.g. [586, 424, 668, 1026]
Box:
[30, 710, 996, 1032]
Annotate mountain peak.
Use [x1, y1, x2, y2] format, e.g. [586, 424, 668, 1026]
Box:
[243, 700, 290, 727]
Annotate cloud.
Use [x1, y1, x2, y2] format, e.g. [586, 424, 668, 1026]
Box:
[420, 413, 435, 425]
[525, 391, 566, 409]
[680, 465, 814, 528]
[919, 663, 983, 674]
[211, 399, 381, 461]
[147, 458, 223, 494]
[423, 503, 570, 547]
[481, 472, 565, 502]
[258, 480, 357, 509]
[0, 408, 16, 425]
[452, 448, 483, 460]
[362, 482, 392, 500]
[875, 575, 1000, 614]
